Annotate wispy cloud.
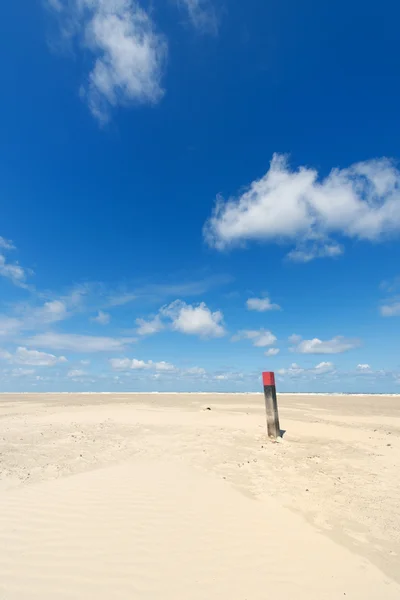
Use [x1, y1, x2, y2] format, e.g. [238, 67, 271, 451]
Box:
[91, 310, 110, 324]
[290, 335, 360, 354]
[0, 237, 16, 251]
[6, 286, 88, 335]
[232, 329, 277, 347]
[356, 363, 372, 373]
[0, 317, 22, 337]
[135, 315, 164, 336]
[107, 292, 137, 307]
[47, 0, 167, 122]
[278, 361, 335, 378]
[67, 369, 87, 377]
[204, 154, 400, 261]
[0, 236, 30, 288]
[246, 295, 281, 312]
[286, 239, 343, 263]
[106, 274, 232, 306]
[380, 301, 400, 316]
[110, 357, 175, 371]
[265, 347, 279, 356]
[177, 0, 218, 34]
[24, 332, 136, 353]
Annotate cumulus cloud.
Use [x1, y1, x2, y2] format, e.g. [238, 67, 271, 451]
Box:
[246, 296, 281, 312]
[265, 347, 279, 356]
[290, 335, 360, 354]
[48, 0, 167, 122]
[91, 310, 110, 324]
[25, 332, 135, 352]
[177, 0, 218, 34]
[110, 357, 175, 371]
[135, 315, 164, 336]
[232, 329, 277, 347]
[3, 346, 67, 367]
[204, 153, 400, 261]
[161, 300, 225, 338]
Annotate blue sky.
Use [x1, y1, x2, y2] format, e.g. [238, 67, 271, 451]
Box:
[1, 0, 400, 392]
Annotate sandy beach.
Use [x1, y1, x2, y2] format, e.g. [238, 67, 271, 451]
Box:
[0, 392, 399, 599]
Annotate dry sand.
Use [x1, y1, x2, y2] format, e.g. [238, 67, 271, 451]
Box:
[0, 392, 399, 599]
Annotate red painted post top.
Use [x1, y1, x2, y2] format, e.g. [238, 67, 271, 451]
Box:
[262, 371, 275, 386]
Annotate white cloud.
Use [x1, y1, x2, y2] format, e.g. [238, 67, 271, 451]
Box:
[32, 300, 68, 324]
[287, 240, 343, 263]
[278, 361, 335, 377]
[291, 335, 360, 354]
[110, 357, 175, 371]
[5, 347, 68, 367]
[91, 310, 110, 324]
[246, 296, 281, 312]
[313, 361, 335, 374]
[48, 0, 167, 122]
[0, 237, 29, 287]
[177, 0, 218, 34]
[277, 363, 304, 377]
[25, 332, 134, 352]
[161, 300, 225, 338]
[14, 287, 88, 331]
[11, 368, 36, 377]
[0, 256, 27, 284]
[184, 366, 206, 376]
[288, 334, 302, 344]
[106, 275, 232, 307]
[213, 371, 244, 381]
[232, 329, 276, 347]
[204, 153, 400, 260]
[154, 361, 175, 372]
[265, 348, 280, 356]
[135, 315, 164, 336]
[0, 316, 22, 337]
[67, 369, 87, 378]
[0, 237, 16, 250]
[131, 359, 151, 370]
[47, 0, 63, 10]
[380, 301, 400, 316]
[109, 357, 132, 370]
[107, 292, 137, 306]
[356, 364, 373, 374]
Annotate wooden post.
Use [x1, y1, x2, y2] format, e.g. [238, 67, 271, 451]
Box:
[262, 371, 281, 440]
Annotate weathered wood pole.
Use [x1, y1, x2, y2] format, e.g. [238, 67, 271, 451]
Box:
[262, 371, 281, 440]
